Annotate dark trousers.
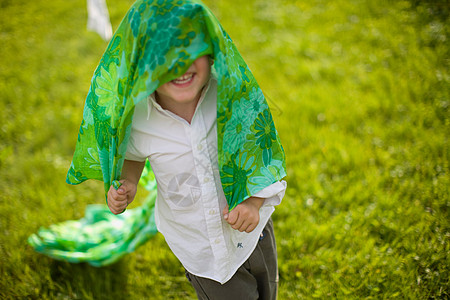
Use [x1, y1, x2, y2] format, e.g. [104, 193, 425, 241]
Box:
[185, 218, 278, 300]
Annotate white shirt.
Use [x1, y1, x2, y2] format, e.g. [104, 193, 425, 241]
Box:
[126, 78, 286, 284]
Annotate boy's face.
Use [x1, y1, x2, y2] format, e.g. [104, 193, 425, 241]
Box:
[156, 56, 211, 105]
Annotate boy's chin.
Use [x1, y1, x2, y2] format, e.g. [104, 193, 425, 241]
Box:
[172, 94, 200, 104]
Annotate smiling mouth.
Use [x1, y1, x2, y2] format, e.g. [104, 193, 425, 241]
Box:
[171, 73, 195, 85]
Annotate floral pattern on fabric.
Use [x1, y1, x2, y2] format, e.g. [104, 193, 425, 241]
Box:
[67, 0, 286, 210]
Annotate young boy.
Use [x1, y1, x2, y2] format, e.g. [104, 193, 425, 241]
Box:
[66, 1, 286, 299]
[107, 55, 286, 299]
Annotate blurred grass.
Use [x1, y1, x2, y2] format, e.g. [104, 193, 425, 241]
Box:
[0, 0, 448, 299]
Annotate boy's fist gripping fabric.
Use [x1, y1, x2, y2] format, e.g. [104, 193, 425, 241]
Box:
[223, 197, 265, 233]
[107, 180, 138, 214]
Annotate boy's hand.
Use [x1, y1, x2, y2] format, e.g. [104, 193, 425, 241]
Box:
[223, 197, 265, 233]
[107, 179, 138, 215]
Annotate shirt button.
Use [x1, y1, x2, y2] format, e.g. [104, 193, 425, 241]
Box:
[215, 239, 221, 244]
[197, 144, 203, 150]
[203, 177, 210, 183]
[209, 209, 215, 215]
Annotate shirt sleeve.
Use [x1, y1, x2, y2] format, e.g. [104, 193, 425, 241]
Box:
[252, 180, 287, 207]
[124, 132, 147, 162]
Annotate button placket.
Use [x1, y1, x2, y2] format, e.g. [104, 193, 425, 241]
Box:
[191, 109, 228, 271]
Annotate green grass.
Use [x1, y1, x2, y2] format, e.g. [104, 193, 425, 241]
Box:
[1, 0, 448, 299]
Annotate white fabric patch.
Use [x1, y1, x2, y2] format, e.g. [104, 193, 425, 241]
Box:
[87, 0, 113, 41]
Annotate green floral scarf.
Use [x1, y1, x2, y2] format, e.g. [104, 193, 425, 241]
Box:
[67, 0, 286, 210]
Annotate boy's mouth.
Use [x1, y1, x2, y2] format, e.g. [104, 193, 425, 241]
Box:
[171, 73, 195, 86]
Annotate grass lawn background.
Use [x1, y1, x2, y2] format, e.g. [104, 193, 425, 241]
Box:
[0, 0, 448, 298]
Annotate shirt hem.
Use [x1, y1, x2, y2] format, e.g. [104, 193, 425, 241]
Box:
[183, 206, 275, 285]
